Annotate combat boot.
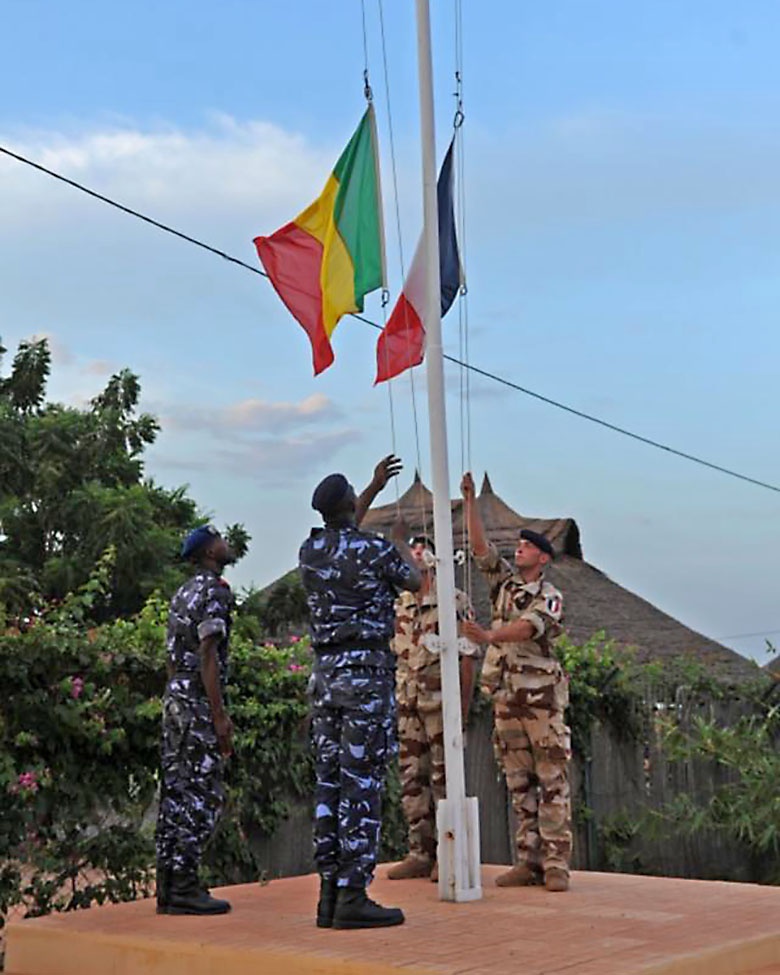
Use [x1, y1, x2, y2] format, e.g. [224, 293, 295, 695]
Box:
[544, 868, 570, 892]
[165, 871, 232, 914]
[316, 876, 337, 928]
[495, 863, 543, 887]
[332, 887, 405, 929]
[387, 855, 433, 880]
[155, 865, 171, 914]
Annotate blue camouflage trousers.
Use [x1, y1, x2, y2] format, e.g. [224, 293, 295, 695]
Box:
[155, 682, 225, 876]
[310, 665, 396, 888]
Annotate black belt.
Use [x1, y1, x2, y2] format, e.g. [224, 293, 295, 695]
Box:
[313, 638, 390, 655]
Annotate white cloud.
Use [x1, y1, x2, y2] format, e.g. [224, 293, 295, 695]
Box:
[1, 115, 337, 231]
[82, 359, 117, 376]
[163, 391, 341, 438]
[154, 428, 361, 485]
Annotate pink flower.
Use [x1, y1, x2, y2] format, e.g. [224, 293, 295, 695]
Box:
[70, 677, 85, 700]
[18, 771, 39, 793]
[290, 635, 300, 644]
[288, 663, 305, 673]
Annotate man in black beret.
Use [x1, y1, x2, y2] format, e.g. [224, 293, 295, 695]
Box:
[460, 473, 571, 893]
[155, 525, 237, 915]
[300, 455, 422, 929]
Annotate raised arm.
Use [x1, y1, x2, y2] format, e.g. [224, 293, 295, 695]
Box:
[461, 471, 489, 557]
[355, 454, 403, 526]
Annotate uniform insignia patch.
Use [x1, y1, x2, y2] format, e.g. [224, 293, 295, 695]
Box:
[546, 595, 561, 616]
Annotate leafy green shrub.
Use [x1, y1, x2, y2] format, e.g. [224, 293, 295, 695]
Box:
[0, 576, 314, 929]
[555, 631, 646, 756]
[656, 696, 780, 882]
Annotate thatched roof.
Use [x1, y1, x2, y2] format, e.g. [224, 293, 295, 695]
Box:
[546, 557, 759, 683]
[364, 472, 582, 559]
[361, 473, 760, 685]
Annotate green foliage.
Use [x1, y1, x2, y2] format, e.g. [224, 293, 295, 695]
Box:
[378, 760, 408, 864]
[555, 631, 645, 756]
[656, 697, 780, 880]
[0, 567, 165, 927]
[0, 577, 314, 925]
[0, 336, 248, 619]
[203, 636, 312, 884]
[598, 811, 646, 874]
[236, 572, 308, 639]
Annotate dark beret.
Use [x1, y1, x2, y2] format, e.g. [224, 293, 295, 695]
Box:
[312, 473, 352, 516]
[181, 524, 219, 558]
[520, 528, 554, 558]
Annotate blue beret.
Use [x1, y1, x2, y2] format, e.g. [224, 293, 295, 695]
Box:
[312, 473, 352, 516]
[520, 529, 554, 558]
[181, 524, 219, 558]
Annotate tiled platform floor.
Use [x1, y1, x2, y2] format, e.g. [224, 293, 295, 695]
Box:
[5, 864, 780, 975]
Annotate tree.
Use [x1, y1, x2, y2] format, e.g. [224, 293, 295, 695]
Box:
[0, 337, 247, 619]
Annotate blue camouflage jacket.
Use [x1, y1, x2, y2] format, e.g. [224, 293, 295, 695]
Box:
[166, 569, 233, 693]
[299, 525, 414, 668]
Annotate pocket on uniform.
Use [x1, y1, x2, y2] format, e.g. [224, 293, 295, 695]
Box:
[553, 676, 570, 712]
[480, 645, 505, 696]
[538, 715, 571, 764]
[343, 715, 390, 771]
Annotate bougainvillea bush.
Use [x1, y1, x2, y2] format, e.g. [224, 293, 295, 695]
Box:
[0, 571, 313, 935]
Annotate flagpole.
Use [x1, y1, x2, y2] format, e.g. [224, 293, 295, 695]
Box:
[415, 0, 481, 903]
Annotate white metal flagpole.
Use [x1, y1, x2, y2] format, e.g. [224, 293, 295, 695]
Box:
[414, 0, 481, 903]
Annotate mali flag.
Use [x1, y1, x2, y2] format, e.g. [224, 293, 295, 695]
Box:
[254, 107, 386, 375]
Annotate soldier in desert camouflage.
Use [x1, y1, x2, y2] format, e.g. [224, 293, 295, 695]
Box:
[460, 472, 572, 892]
[387, 533, 479, 882]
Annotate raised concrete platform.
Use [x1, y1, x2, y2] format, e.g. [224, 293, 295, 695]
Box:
[5, 865, 780, 975]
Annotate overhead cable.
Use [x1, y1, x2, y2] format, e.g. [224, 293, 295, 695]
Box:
[1, 142, 778, 496]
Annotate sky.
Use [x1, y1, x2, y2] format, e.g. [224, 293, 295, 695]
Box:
[1, 1, 778, 665]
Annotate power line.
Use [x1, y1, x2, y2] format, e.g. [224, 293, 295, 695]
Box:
[718, 628, 780, 641]
[0, 144, 265, 279]
[1, 141, 779, 497]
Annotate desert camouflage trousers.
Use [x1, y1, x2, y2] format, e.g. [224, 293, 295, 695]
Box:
[155, 681, 225, 875]
[310, 665, 396, 888]
[490, 665, 572, 875]
[396, 686, 445, 862]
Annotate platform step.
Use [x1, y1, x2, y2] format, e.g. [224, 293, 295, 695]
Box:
[5, 867, 780, 975]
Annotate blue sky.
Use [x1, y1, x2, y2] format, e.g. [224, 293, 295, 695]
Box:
[1, 1, 778, 663]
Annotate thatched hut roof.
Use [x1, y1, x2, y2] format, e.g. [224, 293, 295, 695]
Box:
[361, 473, 760, 685]
[364, 471, 582, 558]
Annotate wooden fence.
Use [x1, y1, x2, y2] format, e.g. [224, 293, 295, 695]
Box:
[249, 687, 767, 883]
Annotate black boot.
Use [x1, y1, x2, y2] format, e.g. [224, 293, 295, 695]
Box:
[165, 870, 231, 915]
[155, 865, 171, 914]
[332, 886, 405, 930]
[316, 876, 337, 928]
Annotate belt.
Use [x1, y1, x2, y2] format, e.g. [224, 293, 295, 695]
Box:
[313, 638, 391, 655]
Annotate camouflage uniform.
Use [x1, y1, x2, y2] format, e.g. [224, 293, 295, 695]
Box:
[475, 542, 571, 875]
[155, 570, 233, 877]
[299, 525, 413, 888]
[393, 587, 478, 862]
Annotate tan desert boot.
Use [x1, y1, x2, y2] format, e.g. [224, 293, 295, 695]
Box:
[495, 863, 541, 887]
[544, 868, 570, 892]
[387, 856, 433, 880]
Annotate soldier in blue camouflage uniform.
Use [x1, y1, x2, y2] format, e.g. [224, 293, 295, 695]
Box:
[155, 525, 236, 915]
[299, 455, 421, 930]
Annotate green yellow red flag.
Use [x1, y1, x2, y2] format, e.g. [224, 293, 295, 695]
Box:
[254, 107, 386, 375]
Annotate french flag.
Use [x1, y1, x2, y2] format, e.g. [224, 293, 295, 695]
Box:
[375, 139, 462, 384]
